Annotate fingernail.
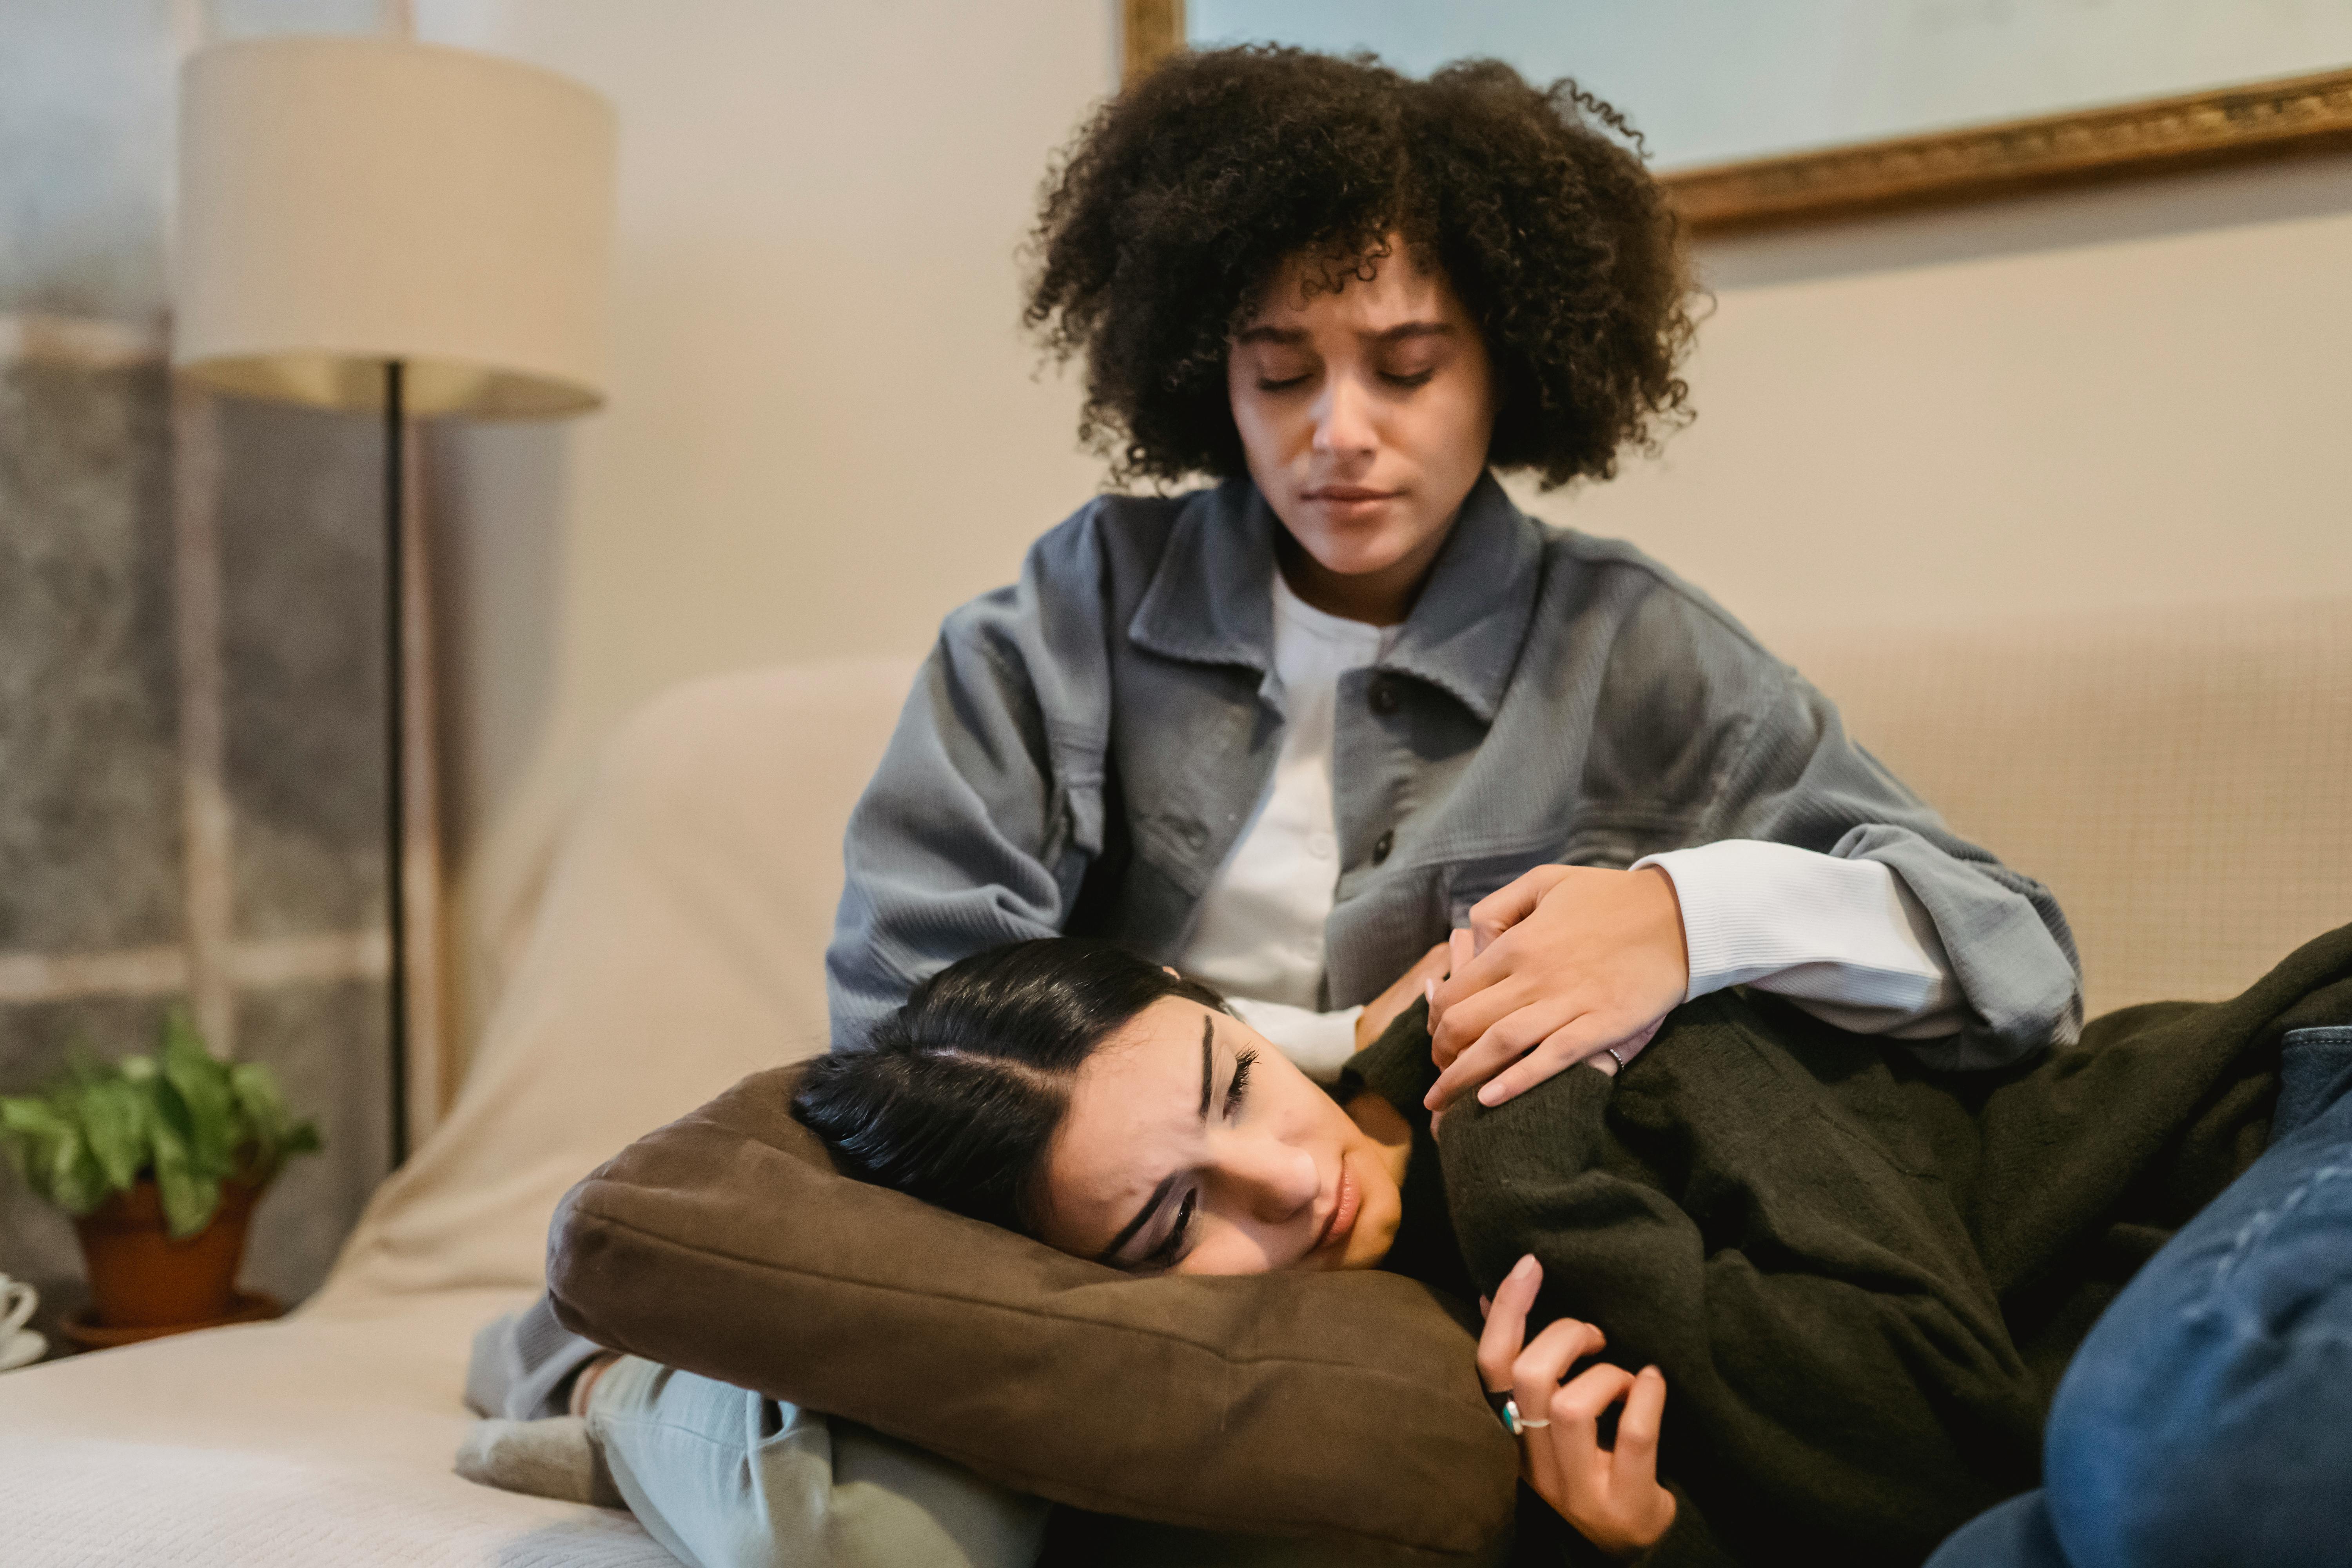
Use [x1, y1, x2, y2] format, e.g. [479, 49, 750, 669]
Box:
[1423, 977, 1436, 1005]
[1478, 1082, 1507, 1106]
[1510, 1254, 1536, 1279]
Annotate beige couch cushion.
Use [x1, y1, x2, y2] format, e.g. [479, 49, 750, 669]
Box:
[317, 657, 918, 1306]
[1776, 596, 2352, 1016]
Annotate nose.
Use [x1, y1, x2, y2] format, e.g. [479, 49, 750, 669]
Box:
[1310, 370, 1377, 465]
[1212, 1133, 1319, 1225]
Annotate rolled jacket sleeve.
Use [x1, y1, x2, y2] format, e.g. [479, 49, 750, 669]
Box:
[1586, 582, 2083, 1070]
[1697, 643, 2082, 1068]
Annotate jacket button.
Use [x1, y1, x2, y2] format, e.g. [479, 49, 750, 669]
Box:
[1371, 829, 1394, 865]
[1368, 678, 1399, 715]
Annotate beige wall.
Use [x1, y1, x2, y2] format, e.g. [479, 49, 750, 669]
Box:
[1531, 148, 2352, 641]
[419, 1, 2352, 1071]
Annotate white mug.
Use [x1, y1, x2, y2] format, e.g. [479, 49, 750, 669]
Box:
[0, 1272, 43, 1370]
[0, 1273, 35, 1341]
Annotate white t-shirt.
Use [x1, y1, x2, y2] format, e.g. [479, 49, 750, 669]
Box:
[1178, 570, 1960, 1080]
[1176, 572, 1394, 1077]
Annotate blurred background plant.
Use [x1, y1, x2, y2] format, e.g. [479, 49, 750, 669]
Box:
[0, 1011, 319, 1239]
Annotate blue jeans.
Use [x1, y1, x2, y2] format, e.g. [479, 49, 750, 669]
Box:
[1930, 1025, 2352, 1567]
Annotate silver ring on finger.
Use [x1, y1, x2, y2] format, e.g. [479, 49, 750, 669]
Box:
[1502, 1398, 1552, 1434]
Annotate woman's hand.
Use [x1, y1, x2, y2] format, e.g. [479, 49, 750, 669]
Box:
[1425, 866, 1686, 1112]
[1357, 941, 1452, 1054]
[1477, 1254, 1675, 1560]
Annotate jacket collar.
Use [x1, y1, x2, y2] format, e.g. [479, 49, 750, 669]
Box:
[1129, 477, 1278, 675]
[1127, 471, 1543, 725]
[1377, 472, 1544, 724]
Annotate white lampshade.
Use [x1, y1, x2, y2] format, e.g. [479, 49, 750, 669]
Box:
[175, 36, 615, 418]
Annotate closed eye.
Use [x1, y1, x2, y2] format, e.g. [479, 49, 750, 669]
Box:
[1140, 1189, 1196, 1270]
[1224, 1047, 1256, 1119]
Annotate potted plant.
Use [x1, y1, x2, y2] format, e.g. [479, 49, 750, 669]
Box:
[0, 1009, 319, 1334]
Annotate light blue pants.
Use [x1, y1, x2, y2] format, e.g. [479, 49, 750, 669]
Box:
[585, 1355, 1051, 1568]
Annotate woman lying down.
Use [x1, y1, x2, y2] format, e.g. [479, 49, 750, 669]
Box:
[465, 930, 2352, 1567]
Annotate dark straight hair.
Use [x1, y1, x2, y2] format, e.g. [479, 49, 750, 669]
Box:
[791, 940, 1225, 1236]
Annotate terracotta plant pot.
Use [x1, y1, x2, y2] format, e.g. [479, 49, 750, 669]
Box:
[73, 1178, 261, 1329]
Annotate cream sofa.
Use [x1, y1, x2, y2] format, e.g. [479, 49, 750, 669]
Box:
[0, 598, 2345, 1565]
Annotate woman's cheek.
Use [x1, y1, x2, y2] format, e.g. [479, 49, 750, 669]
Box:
[1178, 1226, 1286, 1278]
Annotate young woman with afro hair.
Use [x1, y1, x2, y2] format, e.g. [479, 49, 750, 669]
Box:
[830, 46, 2080, 1103]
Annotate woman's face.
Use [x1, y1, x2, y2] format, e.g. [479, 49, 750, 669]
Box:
[1227, 240, 1497, 623]
[1036, 998, 1406, 1276]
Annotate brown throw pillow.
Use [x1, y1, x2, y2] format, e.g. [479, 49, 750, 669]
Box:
[547, 1064, 1518, 1562]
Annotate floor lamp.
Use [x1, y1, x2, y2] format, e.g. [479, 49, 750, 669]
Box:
[172, 36, 615, 1166]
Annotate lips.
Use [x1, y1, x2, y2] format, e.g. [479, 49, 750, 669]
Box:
[1303, 485, 1398, 504]
[1314, 1160, 1362, 1257]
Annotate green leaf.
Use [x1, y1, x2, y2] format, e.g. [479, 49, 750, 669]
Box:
[155, 1163, 221, 1239]
[148, 1070, 197, 1162]
[160, 1011, 238, 1176]
[147, 1114, 221, 1239]
[0, 1095, 65, 1138]
[46, 1122, 109, 1216]
[78, 1078, 148, 1192]
[227, 1063, 289, 1150]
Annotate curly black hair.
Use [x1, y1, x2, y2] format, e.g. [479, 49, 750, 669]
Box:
[1025, 47, 1696, 491]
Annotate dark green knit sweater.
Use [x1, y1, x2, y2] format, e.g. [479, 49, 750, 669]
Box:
[1344, 924, 2352, 1568]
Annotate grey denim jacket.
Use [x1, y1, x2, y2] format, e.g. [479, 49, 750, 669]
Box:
[828, 474, 2083, 1069]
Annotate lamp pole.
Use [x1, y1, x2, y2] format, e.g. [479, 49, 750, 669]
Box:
[383, 359, 408, 1169]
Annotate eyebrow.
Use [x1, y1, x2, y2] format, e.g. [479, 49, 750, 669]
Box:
[1232, 320, 1456, 347]
[1094, 1014, 1216, 1265]
[1197, 1011, 1214, 1119]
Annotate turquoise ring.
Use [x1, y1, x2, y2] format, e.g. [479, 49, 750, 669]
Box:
[1493, 1396, 1552, 1435]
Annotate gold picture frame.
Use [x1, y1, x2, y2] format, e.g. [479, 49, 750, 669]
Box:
[1118, 1, 2352, 235]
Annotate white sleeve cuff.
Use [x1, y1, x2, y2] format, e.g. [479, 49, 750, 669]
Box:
[1633, 840, 1963, 1036]
[1225, 996, 1367, 1083]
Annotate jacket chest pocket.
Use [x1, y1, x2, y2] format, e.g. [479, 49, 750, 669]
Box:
[1436, 809, 1704, 929]
[1440, 849, 1564, 928]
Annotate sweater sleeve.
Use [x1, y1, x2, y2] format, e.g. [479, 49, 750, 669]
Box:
[824, 508, 1116, 1049]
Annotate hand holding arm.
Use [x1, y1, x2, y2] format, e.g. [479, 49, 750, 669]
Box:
[1425, 867, 1687, 1112]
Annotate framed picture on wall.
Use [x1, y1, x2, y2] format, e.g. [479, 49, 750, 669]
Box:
[1122, 0, 2352, 232]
